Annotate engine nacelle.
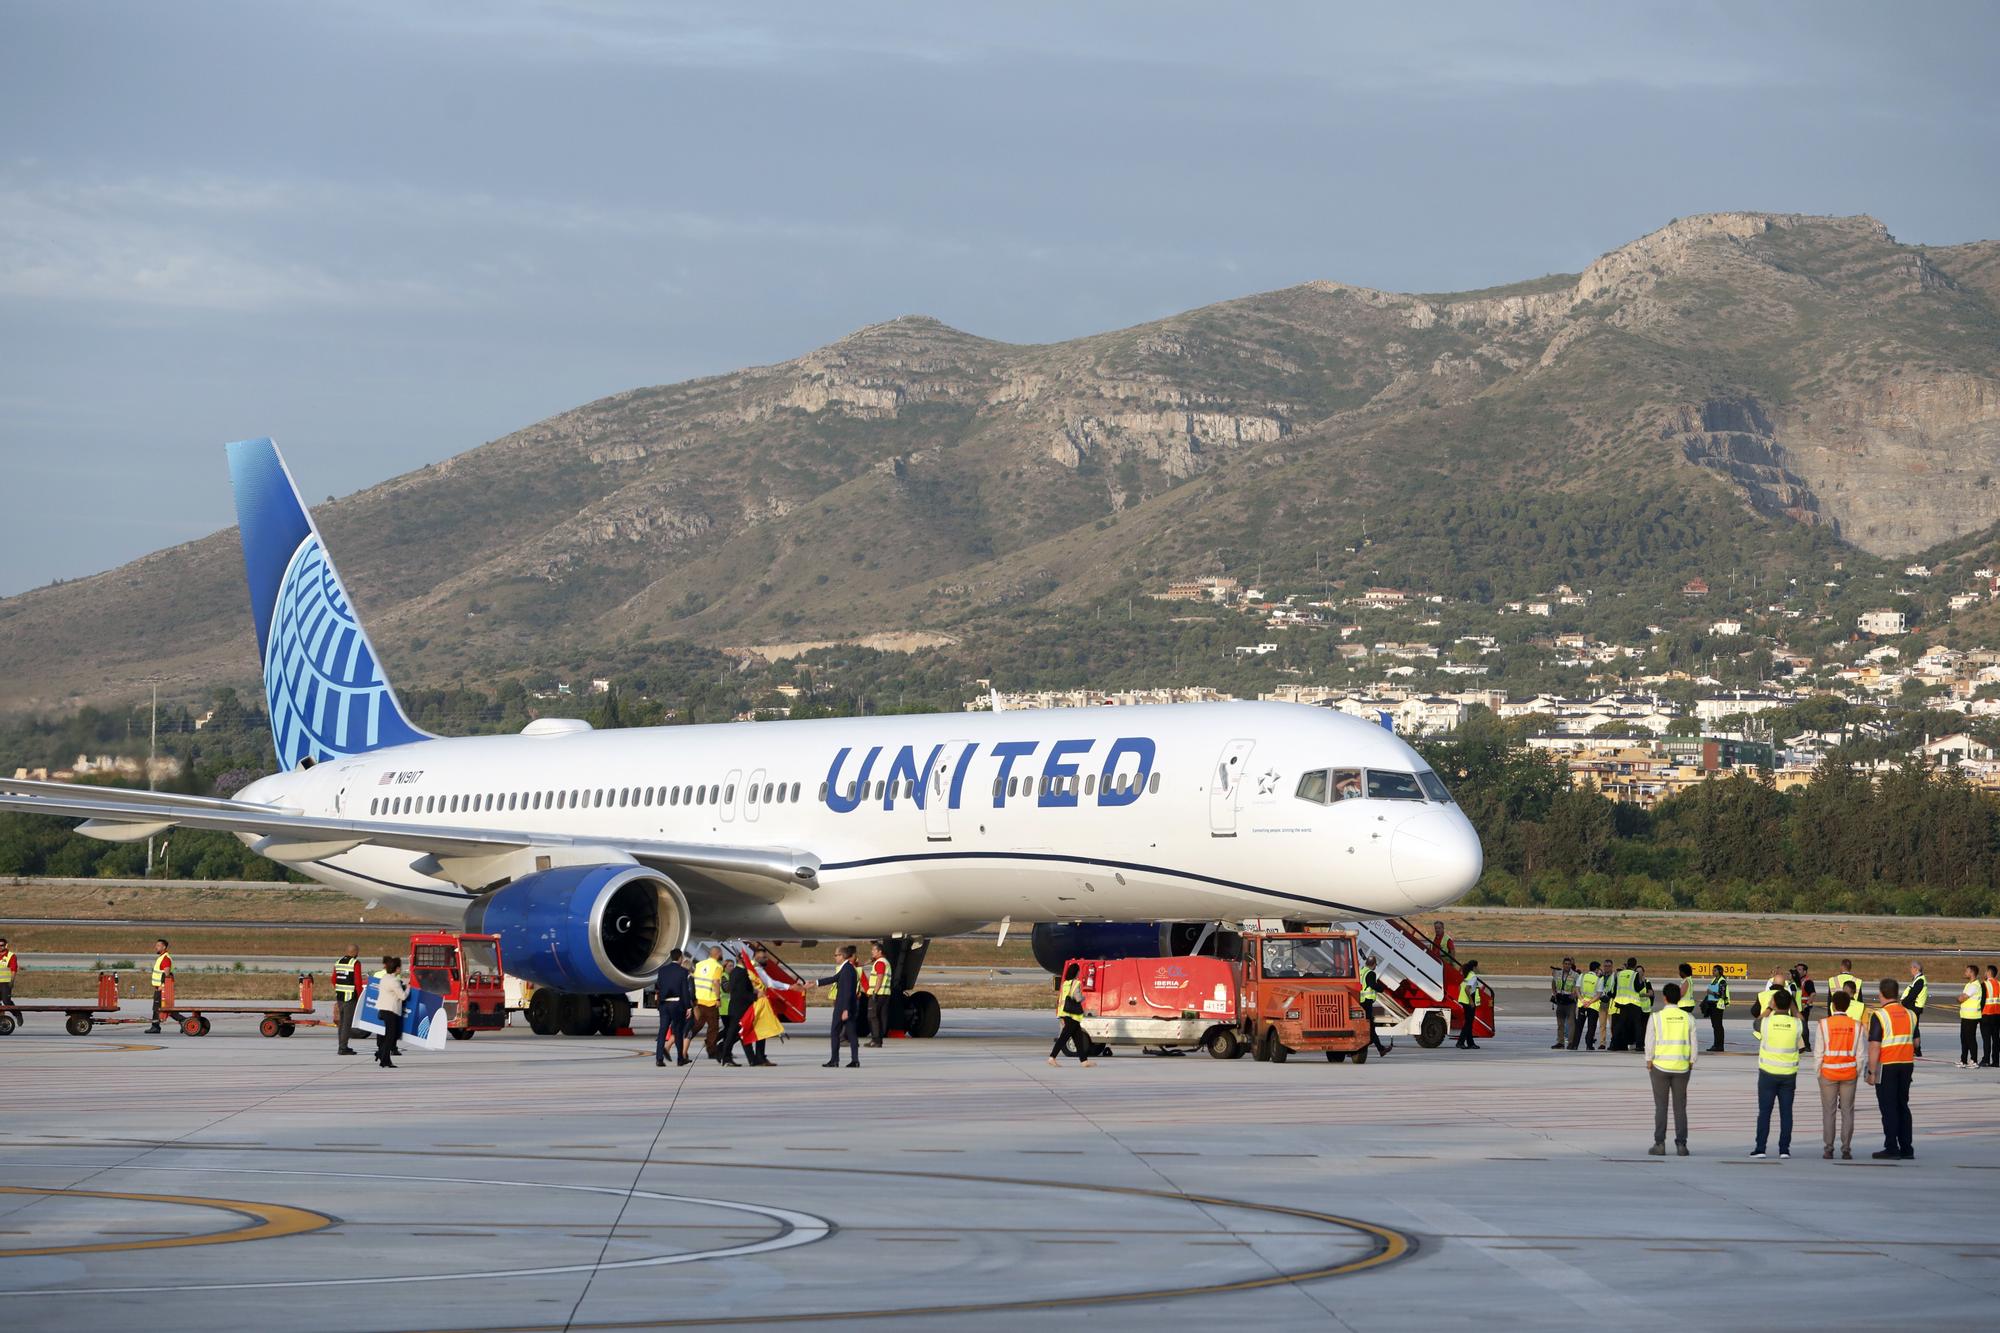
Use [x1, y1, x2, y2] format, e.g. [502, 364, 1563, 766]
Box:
[465, 864, 688, 993]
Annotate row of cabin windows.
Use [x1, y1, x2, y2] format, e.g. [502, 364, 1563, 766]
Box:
[370, 780, 804, 819]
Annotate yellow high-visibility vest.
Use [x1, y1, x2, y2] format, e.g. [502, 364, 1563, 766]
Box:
[1578, 972, 1602, 1010]
[150, 952, 173, 987]
[1652, 1008, 1693, 1073]
[1907, 973, 1927, 1011]
[334, 956, 360, 1000]
[1613, 969, 1638, 1008]
[1056, 977, 1081, 1018]
[692, 958, 723, 1005]
[1457, 971, 1480, 1007]
[1758, 1014, 1802, 1076]
[1674, 984, 1698, 1012]
[1829, 972, 1860, 1002]
[1963, 980, 1985, 1020]
[0, 950, 16, 982]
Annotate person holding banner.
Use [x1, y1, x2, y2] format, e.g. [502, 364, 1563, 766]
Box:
[373, 957, 407, 1069]
[742, 949, 786, 1065]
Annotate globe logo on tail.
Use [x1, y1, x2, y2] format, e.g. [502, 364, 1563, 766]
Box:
[265, 536, 401, 770]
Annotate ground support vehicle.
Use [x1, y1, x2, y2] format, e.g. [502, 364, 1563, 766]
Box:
[154, 974, 323, 1037]
[1075, 927, 1375, 1063]
[0, 971, 128, 1036]
[1339, 916, 1496, 1048]
[407, 932, 507, 1040]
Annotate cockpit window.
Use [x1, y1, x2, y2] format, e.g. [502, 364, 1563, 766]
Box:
[1365, 770, 1425, 801]
[1330, 768, 1364, 800]
[1295, 770, 1329, 804]
[1416, 770, 1454, 804]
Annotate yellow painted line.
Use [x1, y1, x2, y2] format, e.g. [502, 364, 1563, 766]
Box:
[0, 1186, 330, 1258]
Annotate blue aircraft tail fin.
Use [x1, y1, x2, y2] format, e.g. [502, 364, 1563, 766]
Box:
[225, 438, 431, 770]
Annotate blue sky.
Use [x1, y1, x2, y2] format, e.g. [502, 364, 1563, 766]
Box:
[2, 1, 1996, 593]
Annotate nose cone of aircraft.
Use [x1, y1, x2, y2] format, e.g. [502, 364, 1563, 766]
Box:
[1390, 808, 1483, 907]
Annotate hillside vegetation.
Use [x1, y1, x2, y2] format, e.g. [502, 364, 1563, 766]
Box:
[3, 212, 1998, 714]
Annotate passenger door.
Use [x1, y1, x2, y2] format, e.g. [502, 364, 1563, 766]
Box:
[1208, 738, 1256, 836]
[925, 740, 972, 842]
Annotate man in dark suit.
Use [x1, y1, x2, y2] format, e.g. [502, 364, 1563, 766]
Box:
[654, 947, 694, 1068]
[816, 945, 861, 1068]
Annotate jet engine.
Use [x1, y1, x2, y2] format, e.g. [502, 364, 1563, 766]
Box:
[464, 864, 688, 993]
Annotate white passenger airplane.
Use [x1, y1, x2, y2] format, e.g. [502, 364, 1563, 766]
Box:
[0, 439, 1481, 1035]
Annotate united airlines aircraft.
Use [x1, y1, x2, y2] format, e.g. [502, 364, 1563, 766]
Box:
[0, 440, 1481, 1035]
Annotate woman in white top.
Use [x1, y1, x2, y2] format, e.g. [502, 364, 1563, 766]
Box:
[374, 957, 408, 1069]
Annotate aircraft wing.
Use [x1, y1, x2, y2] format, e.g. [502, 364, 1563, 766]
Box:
[0, 778, 818, 893]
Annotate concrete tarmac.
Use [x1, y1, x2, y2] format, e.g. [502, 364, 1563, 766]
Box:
[1, 1000, 1992, 1331]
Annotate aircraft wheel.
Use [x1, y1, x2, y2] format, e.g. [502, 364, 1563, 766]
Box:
[449, 1027, 474, 1041]
[526, 990, 559, 1035]
[278, 1022, 296, 1037]
[259, 1016, 281, 1038]
[197, 1016, 213, 1036]
[606, 994, 633, 1035]
[907, 991, 942, 1039]
[0, 1012, 15, 1036]
[1262, 1028, 1289, 1064]
[559, 994, 596, 1037]
[66, 1014, 93, 1037]
[1205, 1028, 1241, 1060]
[1418, 1012, 1448, 1049]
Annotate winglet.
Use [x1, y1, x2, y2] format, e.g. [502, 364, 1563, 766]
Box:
[225, 438, 431, 769]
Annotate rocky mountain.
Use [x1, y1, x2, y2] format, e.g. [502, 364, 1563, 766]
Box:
[3, 211, 1997, 713]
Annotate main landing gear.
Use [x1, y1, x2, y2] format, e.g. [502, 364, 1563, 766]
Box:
[877, 935, 942, 1039]
[525, 990, 632, 1037]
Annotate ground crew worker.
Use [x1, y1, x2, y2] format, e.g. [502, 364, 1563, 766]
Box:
[1828, 960, 1861, 1009]
[1753, 972, 1785, 1038]
[1431, 920, 1454, 959]
[147, 937, 173, 1034]
[1976, 960, 1992, 1064]
[1816, 991, 1862, 1160]
[1455, 961, 1482, 1049]
[1792, 964, 1816, 1052]
[1047, 961, 1094, 1067]
[714, 954, 750, 1068]
[1703, 966, 1731, 1052]
[1550, 957, 1580, 1049]
[1360, 954, 1393, 1056]
[1645, 981, 1698, 1156]
[1959, 964, 1984, 1069]
[1752, 989, 1802, 1159]
[332, 945, 363, 1056]
[1572, 961, 1603, 1051]
[0, 937, 17, 1014]
[1905, 961, 1928, 1057]
[1866, 978, 1916, 1160]
[863, 942, 892, 1048]
[1593, 960, 1615, 1050]
[691, 945, 725, 1059]
[1610, 958, 1640, 1051]
[1674, 963, 1698, 1013]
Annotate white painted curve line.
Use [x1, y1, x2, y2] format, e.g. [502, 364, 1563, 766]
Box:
[0, 1163, 831, 1295]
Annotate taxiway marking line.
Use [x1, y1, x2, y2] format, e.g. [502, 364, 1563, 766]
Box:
[0, 1185, 329, 1258]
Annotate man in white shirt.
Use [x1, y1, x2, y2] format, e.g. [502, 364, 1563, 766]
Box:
[1644, 981, 1699, 1156]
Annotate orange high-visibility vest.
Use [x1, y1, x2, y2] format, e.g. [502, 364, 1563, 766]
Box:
[1819, 1014, 1860, 1082]
[1877, 1003, 1915, 1064]
[1985, 977, 2000, 1016]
